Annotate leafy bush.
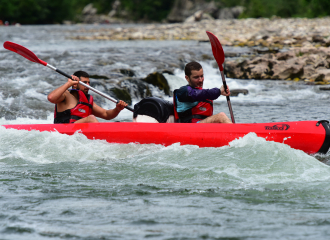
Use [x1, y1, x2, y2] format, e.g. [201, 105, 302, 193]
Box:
[1, 0, 330, 24]
[0, 0, 76, 24]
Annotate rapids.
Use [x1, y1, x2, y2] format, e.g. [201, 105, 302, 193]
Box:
[0, 24, 330, 239]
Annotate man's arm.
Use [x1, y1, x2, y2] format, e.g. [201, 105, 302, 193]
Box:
[47, 76, 79, 104]
[177, 86, 221, 102]
[92, 100, 128, 120]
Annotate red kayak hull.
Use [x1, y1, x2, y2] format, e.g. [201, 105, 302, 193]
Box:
[3, 120, 330, 154]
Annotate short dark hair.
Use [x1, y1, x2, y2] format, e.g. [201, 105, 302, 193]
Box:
[185, 62, 202, 77]
[73, 70, 89, 79]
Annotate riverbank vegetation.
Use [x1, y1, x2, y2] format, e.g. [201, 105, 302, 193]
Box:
[236, 0, 330, 19]
[1, 0, 330, 24]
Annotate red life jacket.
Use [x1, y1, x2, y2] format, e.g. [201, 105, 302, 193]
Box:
[173, 89, 213, 123]
[54, 90, 93, 124]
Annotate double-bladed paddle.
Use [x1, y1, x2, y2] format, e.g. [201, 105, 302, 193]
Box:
[206, 31, 235, 123]
[3, 41, 134, 112]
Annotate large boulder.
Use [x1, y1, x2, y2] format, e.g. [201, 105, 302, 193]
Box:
[218, 6, 244, 19]
[184, 10, 214, 23]
[167, 0, 218, 23]
[82, 3, 97, 15]
[81, 3, 99, 23]
[142, 72, 170, 96]
[108, 0, 121, 18]
[310, 68, 330, 82]
[80, 2, 127, 24]
[224, 47, 330, 84]
[230, 89, 248, 96]
[271, 57, 305, 80]
[109, 87, 132, 105]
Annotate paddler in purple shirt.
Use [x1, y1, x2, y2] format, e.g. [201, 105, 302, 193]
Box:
[173, 61, 232, 123]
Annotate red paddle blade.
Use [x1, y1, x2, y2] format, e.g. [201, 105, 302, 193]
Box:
[3, 41, 47, 66]
[206, 31, 225, 71]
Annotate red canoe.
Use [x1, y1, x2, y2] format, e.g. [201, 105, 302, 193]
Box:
[3, 120, 330, 154]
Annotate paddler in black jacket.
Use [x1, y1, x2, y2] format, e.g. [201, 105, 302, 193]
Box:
[173, 61, 232, 123]
[48, 70, 127, 124]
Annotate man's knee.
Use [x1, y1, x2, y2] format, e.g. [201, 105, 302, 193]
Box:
[199, 112, 232, 123]
[217, 112, 226, 118]
[215, 112, 226, 120]
[74, 115, 98, 123]
[87, 115, 98, 123]
[215, 112, 232, 123]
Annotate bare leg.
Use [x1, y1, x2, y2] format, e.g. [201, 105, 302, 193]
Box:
[199, 112, 232, 123]
[74, 115, 98, 123]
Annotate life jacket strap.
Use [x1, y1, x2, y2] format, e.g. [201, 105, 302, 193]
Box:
[179, 114, 208, 123]
[77, 101, 93, 109]
[70, 115, 82, 121]
[204, 100, 213, 105]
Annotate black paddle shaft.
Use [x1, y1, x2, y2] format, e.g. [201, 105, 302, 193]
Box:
[220, 71, 235, 123]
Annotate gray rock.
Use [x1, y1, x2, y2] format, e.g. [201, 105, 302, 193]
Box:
[108, 0, 121, 18]
[142, 72, 170, 96]
[230, 89, 248, 96]
[302, 65, 317, 79]
[276, 52, 295, 61]
[310, 68, 330, 82]
[312, 35, 325, 43]
[271, 61, 304, 80]
[82, 3, 97, 15]
[218, 6, 244, 19]
[225, 46, 330, 82]
[319, 86, 330, 90]
[167, 0, 218, 23]
[184, 10, 214, 23]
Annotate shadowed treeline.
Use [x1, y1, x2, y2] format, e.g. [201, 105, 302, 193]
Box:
[0, 0, 175, 24]
[236, 0, 330, 18]
[1, 0, 330, 25]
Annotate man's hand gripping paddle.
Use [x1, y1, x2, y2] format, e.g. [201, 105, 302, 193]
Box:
[3, 41, 134, 112]
[206, 31, 235, 123]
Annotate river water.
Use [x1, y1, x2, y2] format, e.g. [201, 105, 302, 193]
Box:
[0, 24, 330, 240]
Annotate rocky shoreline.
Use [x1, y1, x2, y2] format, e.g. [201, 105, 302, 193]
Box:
[225, 47, 330, 84]
[70, 17, 330, 84]
[71, 18, 330, 45]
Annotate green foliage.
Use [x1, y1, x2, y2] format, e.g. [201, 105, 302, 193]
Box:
[240, 0, 299, 18]
[215, 0, 243, 8]
[120, 0, 175, 21]
[0, 0, 75, 24]
[239, 0, 330, 18]
[74, 0, 115, 14]
[0, 0, 174, 24]
[1, 0, 330, 24]
[302, 0, 330, 18]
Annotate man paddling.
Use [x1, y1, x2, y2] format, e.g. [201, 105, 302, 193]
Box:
[173, 61, 232, 123]
[47, 70, 127, 123]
